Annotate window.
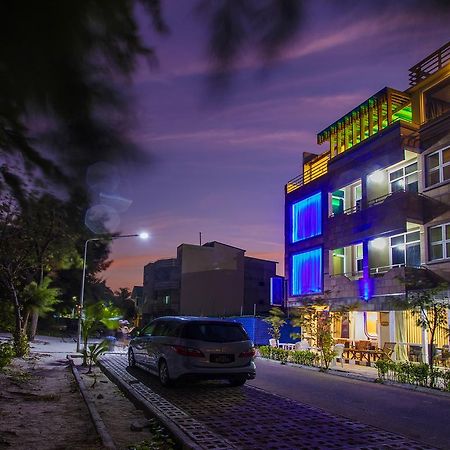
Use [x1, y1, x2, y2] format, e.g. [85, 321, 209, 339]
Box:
[429, 223, 450, 261]
[291, 192, 322, 242]
[180, 322, 249, 342]
[332, 248, 345, 275]
[426, 147, 450, 187]
[353, 184, 362, 211]
[390, 230, 421, 267]
[389, 161, 418, 193]
[291, 248, 322, 295]
[355, 244, 363, 273]
[331, 190, 345, 215]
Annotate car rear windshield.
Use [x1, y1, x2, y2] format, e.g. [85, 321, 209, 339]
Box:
[180, 322, 249, 343]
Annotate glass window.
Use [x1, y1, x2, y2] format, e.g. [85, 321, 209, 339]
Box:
[292, 192, 322, 242]
[332, 248, 345, 275]
[426, 147, 450, 187]
[429, 222, 450, 261]
[355, 244, 363, 272]
[331, 190, 345, 216]
[353, 184, 362, 211]
[389, 161, 418, 193]
[180, 322, 249, 342]
[390, 230, 421, 267]
[291, 248, 322, 296]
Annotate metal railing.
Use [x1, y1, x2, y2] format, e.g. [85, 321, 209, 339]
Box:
[409, 41, 450, 86]
[286, 152, 330, 193]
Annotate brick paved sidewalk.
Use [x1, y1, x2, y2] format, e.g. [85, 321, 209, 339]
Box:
[99, 354, 435, 450]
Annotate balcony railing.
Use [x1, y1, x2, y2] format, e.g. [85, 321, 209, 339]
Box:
[409, 41, 450, 86]
[286, 151, 330, 193]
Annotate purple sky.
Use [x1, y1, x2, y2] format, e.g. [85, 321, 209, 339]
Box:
[98, 1, 449, 291]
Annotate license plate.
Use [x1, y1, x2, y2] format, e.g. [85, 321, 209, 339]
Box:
[210, 354, 234, 363]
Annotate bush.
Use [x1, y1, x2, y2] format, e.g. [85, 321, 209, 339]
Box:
[13, 332, 29, 357]
[375, 359, 450, 390]
[257, 346, 317, 366]
[289, 350, 317, 366]
[0, 342, 15, 369]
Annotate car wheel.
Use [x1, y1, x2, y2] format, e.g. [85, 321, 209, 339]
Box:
[158, 360, 172, 387]
[128, 349, 136, 367]
[228, 376, 247, 387]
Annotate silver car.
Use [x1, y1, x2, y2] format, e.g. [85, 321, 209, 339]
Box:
[128, 316, 256, 386]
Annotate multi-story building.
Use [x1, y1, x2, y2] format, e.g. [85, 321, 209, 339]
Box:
[141, 241, 277, 322]
[284, 42, 450, 361]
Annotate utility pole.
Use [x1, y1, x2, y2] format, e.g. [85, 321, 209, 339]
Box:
[199, 232, 202, 246]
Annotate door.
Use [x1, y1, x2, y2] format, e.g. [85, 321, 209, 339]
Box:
[134, 321, 156, 366]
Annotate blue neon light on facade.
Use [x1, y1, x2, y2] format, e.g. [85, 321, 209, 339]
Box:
[270, 276, 284, 305]
[291, 248, 322, 296]
[291, 192, 322, 243]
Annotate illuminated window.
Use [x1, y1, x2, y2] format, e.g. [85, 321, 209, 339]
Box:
[291, 192, 322, 242]
[354, 244, 363, 273]
[331, 190, 345, 216]
[332, 248, 345, 275]
[390, 230, 421, 267]
[291, 248, 322, 296]
[389, 161, 418, 193]
[429, 223, 450, 261]
[426, 146, 450, 187]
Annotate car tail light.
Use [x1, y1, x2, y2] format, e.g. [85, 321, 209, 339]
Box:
[171, 345, 204, 357]
[239, 348, 256, 358]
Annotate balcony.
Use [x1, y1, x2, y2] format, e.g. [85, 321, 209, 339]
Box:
[326, 265, 436, 303]
[286, 151, 330, 193]
[326, 190, 445, 249]
[317, 87, 412, 158]
[409, 40, 450, 86]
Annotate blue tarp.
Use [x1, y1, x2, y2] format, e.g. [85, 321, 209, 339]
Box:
[229, 316, 300, 346]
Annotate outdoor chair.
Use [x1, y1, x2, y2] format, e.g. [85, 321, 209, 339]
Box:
[381, 342, 396, 360]
[295, 340, 310, 351]
[355, 340, 371, 350]
[408, 344, 422, 362]
[333, 344, 345, 368]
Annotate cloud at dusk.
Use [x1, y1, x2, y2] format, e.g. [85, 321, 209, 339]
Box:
[102, 1, 450, 291]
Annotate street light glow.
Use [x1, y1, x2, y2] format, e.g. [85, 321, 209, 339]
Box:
[139, 231, 149, 240]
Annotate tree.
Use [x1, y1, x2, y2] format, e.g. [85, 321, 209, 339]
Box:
[263, 307, 286, 345]
[113, 287, 138, 322]
[0, 1, 168, 201]
[403, 284, 450, 374]
[22, 277, 61, 332]
[290, 299, 357, 370]
[81, 303, 121, 366]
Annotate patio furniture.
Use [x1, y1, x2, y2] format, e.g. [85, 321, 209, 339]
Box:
[345, 340, 384, 364]
[381, 342, 396, 360]
[334, 344, 345, 368]
[295, 340, 310, 351]
[279, 343, 295, 351]
[408, 344, 422, 362]
[269, 339, 278, 348]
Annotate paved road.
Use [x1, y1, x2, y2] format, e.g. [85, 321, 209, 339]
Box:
[248, 358, 450, 449]
[100, 354, 440, 450]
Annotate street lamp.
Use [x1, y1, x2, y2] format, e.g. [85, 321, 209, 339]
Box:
[76, 232, 149, 352]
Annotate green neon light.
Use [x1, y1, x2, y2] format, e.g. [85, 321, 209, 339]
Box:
[393, 105, 412, 122]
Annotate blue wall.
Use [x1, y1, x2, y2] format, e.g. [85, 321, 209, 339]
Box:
[229, 316, 300, 346]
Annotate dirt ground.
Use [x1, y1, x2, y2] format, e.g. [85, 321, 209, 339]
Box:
[0, 354, 175, 450]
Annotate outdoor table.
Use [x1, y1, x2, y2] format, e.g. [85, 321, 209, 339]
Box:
[279, 343, 296, 351]
[344, 348, 385, 364]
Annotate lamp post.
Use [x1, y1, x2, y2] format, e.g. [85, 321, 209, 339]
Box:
[76, 232, 149, 352]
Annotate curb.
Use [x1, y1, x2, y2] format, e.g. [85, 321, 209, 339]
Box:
[257, 357, 450, 399]
[97, 359, 202, 450]
[67, 357, 117, 450]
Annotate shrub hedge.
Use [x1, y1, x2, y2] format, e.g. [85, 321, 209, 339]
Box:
[258, 346, 317, 366]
